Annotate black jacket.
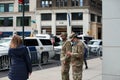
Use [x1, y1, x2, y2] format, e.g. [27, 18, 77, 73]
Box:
[8, 45, 32, 80]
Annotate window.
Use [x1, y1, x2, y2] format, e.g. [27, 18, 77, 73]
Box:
[90, 0, 96, 8]
[7, 17, 13, 26]
[72, 26, 83, 35]
[97, 16, 101, 23]
[71, 0, 74, 6]
[56, 0, 59, 7]
[91, 14, 95, 22]
[19, 3, 29, 12]
[17, 16, 31, 26]
[41, 0, 52, 8]
[97, 3, 102, 10]
[64, 0, 68, 6]
[41, 13, 52, 21]
[56, 0, 67, 7]
[0, 17, 4, 26]
[0, 17, 13, 26]
[56, 27, 67, 35]
[76, 0, 79, 6]
[71, 0, 79, 6]
[0, 4, 4, 12]
[80, 0, 83, 6]
[72, 12, 83, 20]
[40, 39, 52, 45]
[0, 3, 13, 12]
[41, 27, 51, 34]
[56, 13, 67, 20]
[24, 39, 39, 46]
[19, 0, 29, 12]
[9, 4, 14, 12]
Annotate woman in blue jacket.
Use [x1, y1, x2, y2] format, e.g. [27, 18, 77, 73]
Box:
[8, 35, 32, 80]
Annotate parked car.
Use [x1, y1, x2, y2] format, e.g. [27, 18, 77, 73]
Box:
[52, 36, 62, 60]
[0, 34, 55, 71]
[77, 34, 94, 44]
[88, 39, 102, 56]
[0, 37, 11, 55]
[24, 36, 55, 64]
[0, 37, 11, 70]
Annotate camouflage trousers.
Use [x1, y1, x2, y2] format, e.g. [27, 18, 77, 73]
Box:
[61, 62, 70, 80]
[72, 65, 83, 80]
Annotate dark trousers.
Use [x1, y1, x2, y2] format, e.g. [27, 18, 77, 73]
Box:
[84, 58, 88, 69]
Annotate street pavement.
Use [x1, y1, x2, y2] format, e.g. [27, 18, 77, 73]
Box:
[0, 57, 102, 80]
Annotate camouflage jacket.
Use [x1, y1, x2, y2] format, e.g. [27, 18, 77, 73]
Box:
[71, 41, 84, 66]
[60, 40, 72, 62]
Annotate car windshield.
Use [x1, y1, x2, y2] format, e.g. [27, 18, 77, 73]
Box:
[93, 41, 100, 45]
[88, 41, 100, 45]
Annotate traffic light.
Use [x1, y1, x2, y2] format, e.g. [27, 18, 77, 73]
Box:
[18, 0, 23, 4]
[18, 0, 29, 4]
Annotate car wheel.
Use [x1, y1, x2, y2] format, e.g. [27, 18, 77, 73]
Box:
[41, 53, 48, 64]
[98, 49, 102, 56]
[0, 55, 10, 70]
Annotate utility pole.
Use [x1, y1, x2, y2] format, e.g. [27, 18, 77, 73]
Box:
[22, 0, 25, 44]
[18, 0, 25, 44]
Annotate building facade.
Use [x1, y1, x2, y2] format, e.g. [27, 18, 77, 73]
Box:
[36, 0, 102, 39]
[0, 0, 36, 37]
[0, 0, 102, 39]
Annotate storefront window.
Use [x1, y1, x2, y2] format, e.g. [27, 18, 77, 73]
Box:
[17, 16, 31, 26]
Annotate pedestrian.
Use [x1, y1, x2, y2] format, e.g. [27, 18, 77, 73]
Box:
[8, 35, 32, 80]
[60, 32, 72, 80]
[83, 43, 88, 69]
[68, 33, 84, 80]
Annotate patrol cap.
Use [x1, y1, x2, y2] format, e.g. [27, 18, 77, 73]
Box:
[60, 32, 67, 37]
[69, 33, 78, 39]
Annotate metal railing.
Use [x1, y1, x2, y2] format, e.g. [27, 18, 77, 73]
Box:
[29, 51, 42, 69]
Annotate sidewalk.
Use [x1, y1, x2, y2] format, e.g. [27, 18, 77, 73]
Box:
[0, 57, 102, 80]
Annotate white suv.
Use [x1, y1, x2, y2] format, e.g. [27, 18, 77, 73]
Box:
[24, 34, 55, 64]
[88, 39, 102, 56]
[0, 34, 55, 70]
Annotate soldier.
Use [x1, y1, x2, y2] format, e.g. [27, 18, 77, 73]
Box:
[68, 33, 84, 80]
[60, 32, 72, 80]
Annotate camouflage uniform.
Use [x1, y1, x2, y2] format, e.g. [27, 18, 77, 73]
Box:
[61, 40, 72, 80]
[71, 41, 84, 80]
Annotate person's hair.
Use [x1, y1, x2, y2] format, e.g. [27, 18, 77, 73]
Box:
[10, 35, 23, 48]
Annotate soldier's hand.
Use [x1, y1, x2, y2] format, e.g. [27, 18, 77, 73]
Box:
[66, 51, 71, 57]
[63, 61, 66, 64]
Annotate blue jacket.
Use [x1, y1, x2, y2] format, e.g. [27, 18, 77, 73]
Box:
[8, 45, 32, 80]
